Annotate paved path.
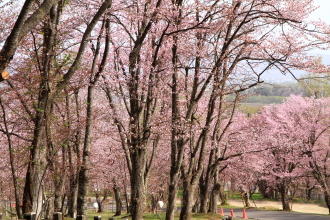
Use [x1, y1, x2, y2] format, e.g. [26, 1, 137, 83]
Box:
[224, 209, 330, 220]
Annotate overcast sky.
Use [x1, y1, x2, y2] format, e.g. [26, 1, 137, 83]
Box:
[2, 0, 329, 83]
[263, 0, 330, 83]
[312, 0, 330, 23]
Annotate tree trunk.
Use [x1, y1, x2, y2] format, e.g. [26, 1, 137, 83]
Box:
[199, 179, 209, 213]
[324, 191, 330, 215]
[306, 187, 313, 201]
[0, 0, 57, 79]
[76, 17, 111, 212]
[22, 4, 58, 217]
[22, 164, 44, 216]
[67, 176, 78, 218]
[199, 150, 215, 214]
[44, 197, 54, 220]
[61, 194, 66, 214]
[130, 149, 146, 220]
[209, 183, 220, 214]
[165, 171, 180, 220]
[54, 179, 63, 212]
[67, 92, 80, 218]
[241, 191, 251, 208]
[279, 184, 291, 211]
[0, 97, 23, 219]
[76, 85, 95, 216]
[150, 195, 158, 214]
[22, 124, 46, 218]
[97, 200, 103, 213]
[219, 183, 227, 206]
[179, 183, 195, 220]
[192, 198, 199, 213]
[124, 188, 130, 214]
[113, 186, 122, 216]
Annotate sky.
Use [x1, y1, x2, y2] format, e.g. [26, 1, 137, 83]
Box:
[1, 0, 329, 83]
[312, 0, 330, 24]
[264, 0, 330, 83]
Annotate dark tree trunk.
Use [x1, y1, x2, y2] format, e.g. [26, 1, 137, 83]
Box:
[61, 194, 66, 214]
[113, 186, 122, 216]
[124, 191, 130, 214]
[76, 165, 88, 216]
[97, 201, 103, 213]
[241, 191, 251, 208]
[96, 190, 109, 214]
[22, 4, 64, 217]
[199, 150, 215, 214]
[199, 177, 209, 213]
[150, 195, 158, 214]
[44, 197, 54, 220]
[323, 189, 330, 215]
[166, 165, 181, 220]
[22, 5, 56, 215]
[209, 183, 220, 213]
[76, 85, 94, 216]
[192, 198, 199, 213]
[179, 182, 196, 220]
[67, 176, 78, 218]
[219, 183, 227, 205]
[54, 179, 64, 212]
[279, 183, 291, 211]
[22, 163, 44, 216]
[76, 14, 111, 216]
[67, 92, 80, 218]
[0, 98, 23, 219]
[54, 193, 62, 213]
[165, 1, 185, 217]
[130, 149, 146, 220]
[306, 187, 313, 201]
[209, 168, 220, 214]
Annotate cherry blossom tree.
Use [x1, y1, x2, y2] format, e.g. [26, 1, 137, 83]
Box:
[0, 0, 58, 81]
[251, 96, 330, 212]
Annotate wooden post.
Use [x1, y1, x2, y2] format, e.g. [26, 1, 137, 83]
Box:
[76, 215, 85, 220]
[53, 212, 62, 220]
[23, 212, 36, 220]
[94, 216, 101, 220]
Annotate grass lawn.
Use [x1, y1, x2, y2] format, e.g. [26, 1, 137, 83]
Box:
[84, 211, 226, 220]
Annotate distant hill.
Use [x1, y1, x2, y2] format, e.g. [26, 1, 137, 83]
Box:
[238, 83, 309, 114]
[245, 83, 307, 97]
[234, 81, 330, 114]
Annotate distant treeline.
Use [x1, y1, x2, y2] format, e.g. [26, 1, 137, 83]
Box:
[234, 81, 329, 107]
[243, 96, 285, 104]
[246, 83, 307, 97]
[237, 83, 309, 105]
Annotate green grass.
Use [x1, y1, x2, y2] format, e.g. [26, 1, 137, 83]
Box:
[84, 212, 224, 220]
[239, 103, 263, 114]
[227, 192, 278, 202]
[243, 95, 285, 104]
[85, 210, 118, 219]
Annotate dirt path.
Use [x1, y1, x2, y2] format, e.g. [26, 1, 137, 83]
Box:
[228, 199, 329, 215]
[232, 210, 330, 220]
